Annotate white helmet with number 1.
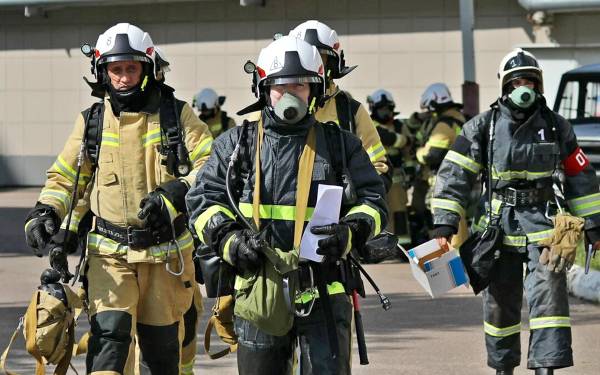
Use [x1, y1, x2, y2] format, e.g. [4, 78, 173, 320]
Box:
[497, 48, 544, 95]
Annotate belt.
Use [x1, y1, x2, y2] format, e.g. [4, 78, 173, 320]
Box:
[492, 186, 555, 207]
[93, 215, 187, 249]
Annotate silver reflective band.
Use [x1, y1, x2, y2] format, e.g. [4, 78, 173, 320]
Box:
[263, 76, 322, 86]
[98, 54, 152, 65]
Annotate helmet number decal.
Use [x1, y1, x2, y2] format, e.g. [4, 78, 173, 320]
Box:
[106, 36, 112, 46]
[537, 129, 546, 141]
[563, 147, 589, 176]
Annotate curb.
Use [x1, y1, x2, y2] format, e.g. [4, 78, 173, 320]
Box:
[567, 264, 600, 304]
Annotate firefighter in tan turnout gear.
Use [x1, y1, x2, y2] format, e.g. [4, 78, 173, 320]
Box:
[193, 88, 236, 138]
[367, 89, 412, 245]
[24, 23, 213, 375]
[289, 20, 390, 183]
[416, 82, 468, 247]
[432, 48, 600, 375]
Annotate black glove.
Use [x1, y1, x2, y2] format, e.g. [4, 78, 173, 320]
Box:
[138, 180, 189, 230]
[430, 225, 457, 241]
[49, 245, 74, 284]
[310, 223, 353, 262]
[25, 203, 60, 257]
[220, 230, 263, 272]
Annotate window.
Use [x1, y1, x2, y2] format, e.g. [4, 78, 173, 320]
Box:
[558, 81, 579, 120]
[584, 81, 600, 119]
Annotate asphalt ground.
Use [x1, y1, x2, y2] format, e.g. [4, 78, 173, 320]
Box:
[1, 188, 599, 374]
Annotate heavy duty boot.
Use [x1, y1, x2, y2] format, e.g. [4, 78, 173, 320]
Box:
[534, 369, 554, 375]
[496, 369, 514, 375]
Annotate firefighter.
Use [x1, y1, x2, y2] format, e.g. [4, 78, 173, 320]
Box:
[193, 88, 236, 138]
[367, 89, 412, 245]
[416, 82, 468, 247]
[431, 48, 600, 375]
[289, 20, 390, 185]
[24, 23, 213, 375]
[187, 35, 387, 375]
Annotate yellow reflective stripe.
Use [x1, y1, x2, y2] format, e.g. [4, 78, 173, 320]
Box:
[367, 142, 386, 162]
[88, 231, 194, 257]
[346, 204, 382, 235]
[431, 198, 465, 217]
[222, 233, 235, 266]
[445, 150, 481, 174]
[529, 316, 571, 330]
[526, 229, 553, 243]
[194, 205, 235, 244]
[397, 235, 411, 245]
[238, 202, 315, 221]
[39, 189, 70, 213]
[142, 128, 162, 147]
[181, 359, 194, 375]
[491, 198, 503, 215]
[484, 321, 521, 337]
[567, 193, 600, 217]
[52, 156, 90, 185]
[160, 194, 179, 222]
[24, 219, 35, 233]
[492, 168, 553, 181]
[428, 139, 451, 149]
[295, 281, 346, 304]
[190, 137, 213, 162]
[102, 132, 119, 147]
[61, 214, 81, 232]
[503, 235, 527, 247]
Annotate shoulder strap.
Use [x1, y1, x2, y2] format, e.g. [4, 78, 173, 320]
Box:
[221, 111, 229, 130]
[322, 122, 345, 183]
[81, 101, 104, 168]
[334, 91, 360, 133]
[159, 88, 186, 146]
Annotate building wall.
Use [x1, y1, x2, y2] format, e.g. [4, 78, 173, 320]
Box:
[0, 0, 588, 186]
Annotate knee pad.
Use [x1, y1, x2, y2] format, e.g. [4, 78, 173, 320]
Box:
[87, 311, 132, 373]
[137, 322, 180, 375]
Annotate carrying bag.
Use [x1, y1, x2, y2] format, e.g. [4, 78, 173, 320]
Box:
[458, 108, 503, 295]
[1, 279, 84, 375]
[204, 295, 238, 360]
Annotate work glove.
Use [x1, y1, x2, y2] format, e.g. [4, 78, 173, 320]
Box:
[25, 203, 60, 257]
[138, 179, 189, 230]
[310, 223, 354, 262]
[431, 225, 456, 252]
[538, 213, 584, 273]
[220, 230, 263, 272]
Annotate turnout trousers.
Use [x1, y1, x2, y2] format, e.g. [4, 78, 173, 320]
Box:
[85, 249, 195, 375]
[234, 294, 353, 375]
[482, 244, 572, 371]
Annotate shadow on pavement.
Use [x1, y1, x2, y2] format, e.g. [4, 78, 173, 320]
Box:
[0, 208, 29, 255]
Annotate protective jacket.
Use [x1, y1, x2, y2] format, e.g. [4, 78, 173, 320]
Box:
[36, 91, 213, 262]
[433, 101, 600, 248]
[187, 110, 387, 333]
[204, 110, 236, 139]
[416, 106, 465, 171]
[316, 83, 389, 176]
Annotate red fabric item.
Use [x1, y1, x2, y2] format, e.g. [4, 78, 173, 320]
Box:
[563, 147, 589, 176]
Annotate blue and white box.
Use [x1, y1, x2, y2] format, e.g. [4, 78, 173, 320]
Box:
[401, 244, 470, 298]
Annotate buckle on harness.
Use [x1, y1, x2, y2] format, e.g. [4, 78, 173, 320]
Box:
[504, 187, 518, 207]
[126, 226, 136, 249]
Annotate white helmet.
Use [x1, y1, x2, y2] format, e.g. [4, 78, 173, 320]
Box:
[367, 89, 395, 110]
[92, 23, 157, 81]
[193, 88, 225, 111]
[289, 20, 356, 80]
[420, 83, 453, 111]
[153, 46, 170, 82]
[497, 48, 543, 95]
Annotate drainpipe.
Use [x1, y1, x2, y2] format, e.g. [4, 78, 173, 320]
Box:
[460, 0, 479, 118]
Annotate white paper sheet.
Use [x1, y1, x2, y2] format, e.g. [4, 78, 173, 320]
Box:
[299, 184, 343, 262]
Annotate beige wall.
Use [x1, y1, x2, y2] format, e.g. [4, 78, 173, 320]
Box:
[0, 0, 596, 185]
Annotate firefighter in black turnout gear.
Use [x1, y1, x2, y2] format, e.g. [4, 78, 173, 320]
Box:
[432, 48, 600, 375]
[186, 36, 387, 374]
